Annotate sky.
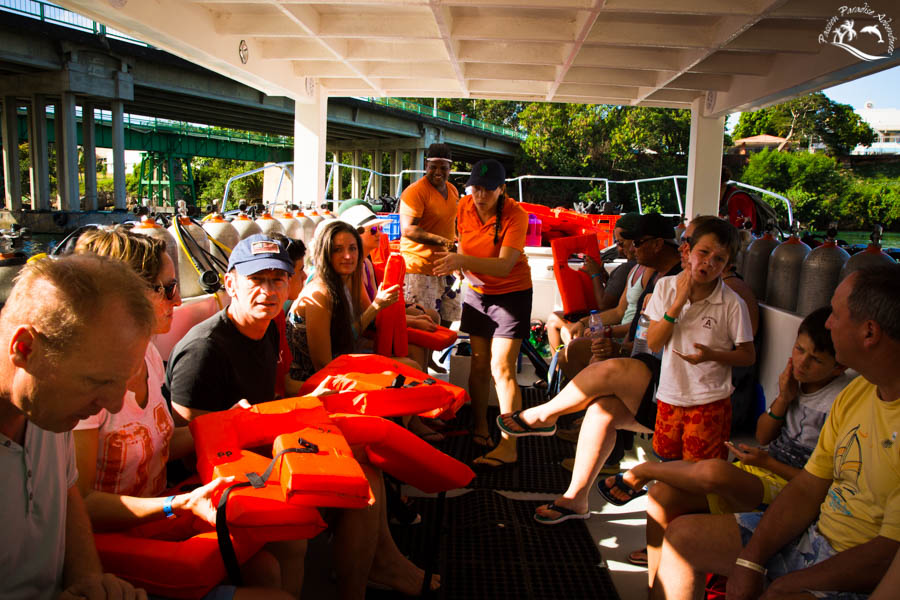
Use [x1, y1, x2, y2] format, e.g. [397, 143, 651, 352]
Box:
[726, 64, 899, 132]
[823, 65, 900, 111]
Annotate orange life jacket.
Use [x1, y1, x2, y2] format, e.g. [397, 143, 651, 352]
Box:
[299, 354, 468, 419]
[95, 515, 265, 600]
[375, 253, 409, 357]
[551, 233, 604, 320]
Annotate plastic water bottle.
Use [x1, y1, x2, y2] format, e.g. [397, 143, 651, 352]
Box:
[632, 313, 651, 356]
[588, 310, 603, 337]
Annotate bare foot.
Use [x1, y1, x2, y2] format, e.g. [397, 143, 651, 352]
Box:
[497, 408, 555, 434]
[369, 555, 440, 596]
[535, 496, 588, 519]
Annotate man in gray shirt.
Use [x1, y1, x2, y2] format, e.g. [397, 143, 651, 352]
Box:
[0, 255, 153, 600]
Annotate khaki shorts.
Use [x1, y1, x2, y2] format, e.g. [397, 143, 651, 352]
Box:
[404, 273, 462, 322]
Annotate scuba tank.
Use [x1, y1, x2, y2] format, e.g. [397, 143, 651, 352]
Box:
[131, 216, 179, 275]
[840, 225, 897, 281]
[306, 210, 324, 226]
[319, 208, 336, 221]
[766, 222, 810, 313]
[202, 213, 240, 266]
[255, 206, 285, 237]
[734, 224, 755, 278]
[275, 210, 303, 239]
[168, 201, 214, 298]
[742, 222, 779, 302]
[297, 212, 318, 248]
[796, 225, 849, 316]
[231, 211, 263, 241]
[295, 211, 315, 246]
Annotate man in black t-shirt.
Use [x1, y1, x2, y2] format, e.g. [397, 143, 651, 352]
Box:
[168, 234, 291, 422]
[167, 235, 438, 597]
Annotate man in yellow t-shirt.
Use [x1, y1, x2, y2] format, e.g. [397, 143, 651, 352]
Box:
[652, 264, 900, 600]
[399, 143, 461, 327]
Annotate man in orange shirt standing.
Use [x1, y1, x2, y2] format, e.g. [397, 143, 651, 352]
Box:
[399, 143, 462, 330]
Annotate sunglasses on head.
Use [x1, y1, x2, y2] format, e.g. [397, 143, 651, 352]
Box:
[151, 280, 178, 300]
[357, 225, 383, 236]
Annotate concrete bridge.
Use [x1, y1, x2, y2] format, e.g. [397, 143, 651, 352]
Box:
[0, 6, 520, 212]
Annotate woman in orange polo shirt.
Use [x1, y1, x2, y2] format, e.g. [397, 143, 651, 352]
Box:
[434, 159, 533, 469]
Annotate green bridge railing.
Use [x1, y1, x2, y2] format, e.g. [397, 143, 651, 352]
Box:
[364, 97, 526, 141]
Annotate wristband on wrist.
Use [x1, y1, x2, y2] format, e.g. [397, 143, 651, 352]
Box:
[163, 495, 177, 519]
[767, 409, 786, 420]
[734, 558, 767, 575]
[591, 273, 603, 280]
[663, 312, 677, 324]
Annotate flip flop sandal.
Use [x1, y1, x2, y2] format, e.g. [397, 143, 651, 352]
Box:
[533, 501, 590, 525]
[627, 547, 649, 567]
[496, 410, 557, 437]
[596, 472, 647, 506]
[471, 455, 516, 472]
[472, 433, 495, 448]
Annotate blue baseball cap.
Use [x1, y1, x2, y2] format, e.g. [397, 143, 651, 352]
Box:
[227, 234, 294, 276]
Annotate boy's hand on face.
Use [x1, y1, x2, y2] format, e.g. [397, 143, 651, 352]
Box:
[778, 358, 800, 404]
[674, 264, 693, 304]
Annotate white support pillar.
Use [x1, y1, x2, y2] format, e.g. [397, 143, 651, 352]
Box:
[111, 100, 126, 209]
[684, 98, 725, 220]
[332, 151, 341, 203]
[1, 97, 22, 211]
[28, 95, 50, 211]
[82, 103, 97, 210]
[372, 150, 382, 199]
[393, 149, 403, 195]
[59, 92, 79, 211]
[413, 146, 426, 181]
[292, 88, 327, 210]
[351, 149, 361, 199]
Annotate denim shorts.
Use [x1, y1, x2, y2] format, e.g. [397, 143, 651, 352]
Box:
[736, 512, 869, 600]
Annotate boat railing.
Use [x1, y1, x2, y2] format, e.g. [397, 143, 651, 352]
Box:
[221, 162, 793, 227]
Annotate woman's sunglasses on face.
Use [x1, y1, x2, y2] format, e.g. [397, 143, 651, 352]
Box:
[151, 280, 178, 300]
[357, 225, 383, 236]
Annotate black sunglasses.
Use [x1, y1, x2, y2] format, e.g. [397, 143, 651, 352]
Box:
[151, 280, 178, 300]
[632, 237, 658, 248]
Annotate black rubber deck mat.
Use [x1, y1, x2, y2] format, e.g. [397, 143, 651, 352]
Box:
[370, 489, 620, 600]
[429, 386, 576, 494]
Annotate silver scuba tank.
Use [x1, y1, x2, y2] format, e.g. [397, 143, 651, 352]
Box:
[168, 206, 212, 298]
[766, 223, 810, 313]
[840, 225, 897, 281]
[796, 227, 849, 316]
[255, 209, 285, 237]
[202, 214, 240, 266]
[743, 229, 779, 302]
[131, 216, 179, 276]
[231, 212, 263, 240]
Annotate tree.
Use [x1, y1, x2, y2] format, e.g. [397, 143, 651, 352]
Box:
[733, 92, 875, 155]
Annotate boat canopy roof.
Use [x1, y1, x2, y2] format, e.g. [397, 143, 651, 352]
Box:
[59, 0, 899, 116]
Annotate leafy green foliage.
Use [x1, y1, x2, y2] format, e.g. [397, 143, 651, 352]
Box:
[733, 92, 875, 155]
[741, 149, 900, 230]
[193, 158, 264, 209]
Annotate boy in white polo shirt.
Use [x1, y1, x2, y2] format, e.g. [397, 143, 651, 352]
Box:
[642, 217, 754, 462]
